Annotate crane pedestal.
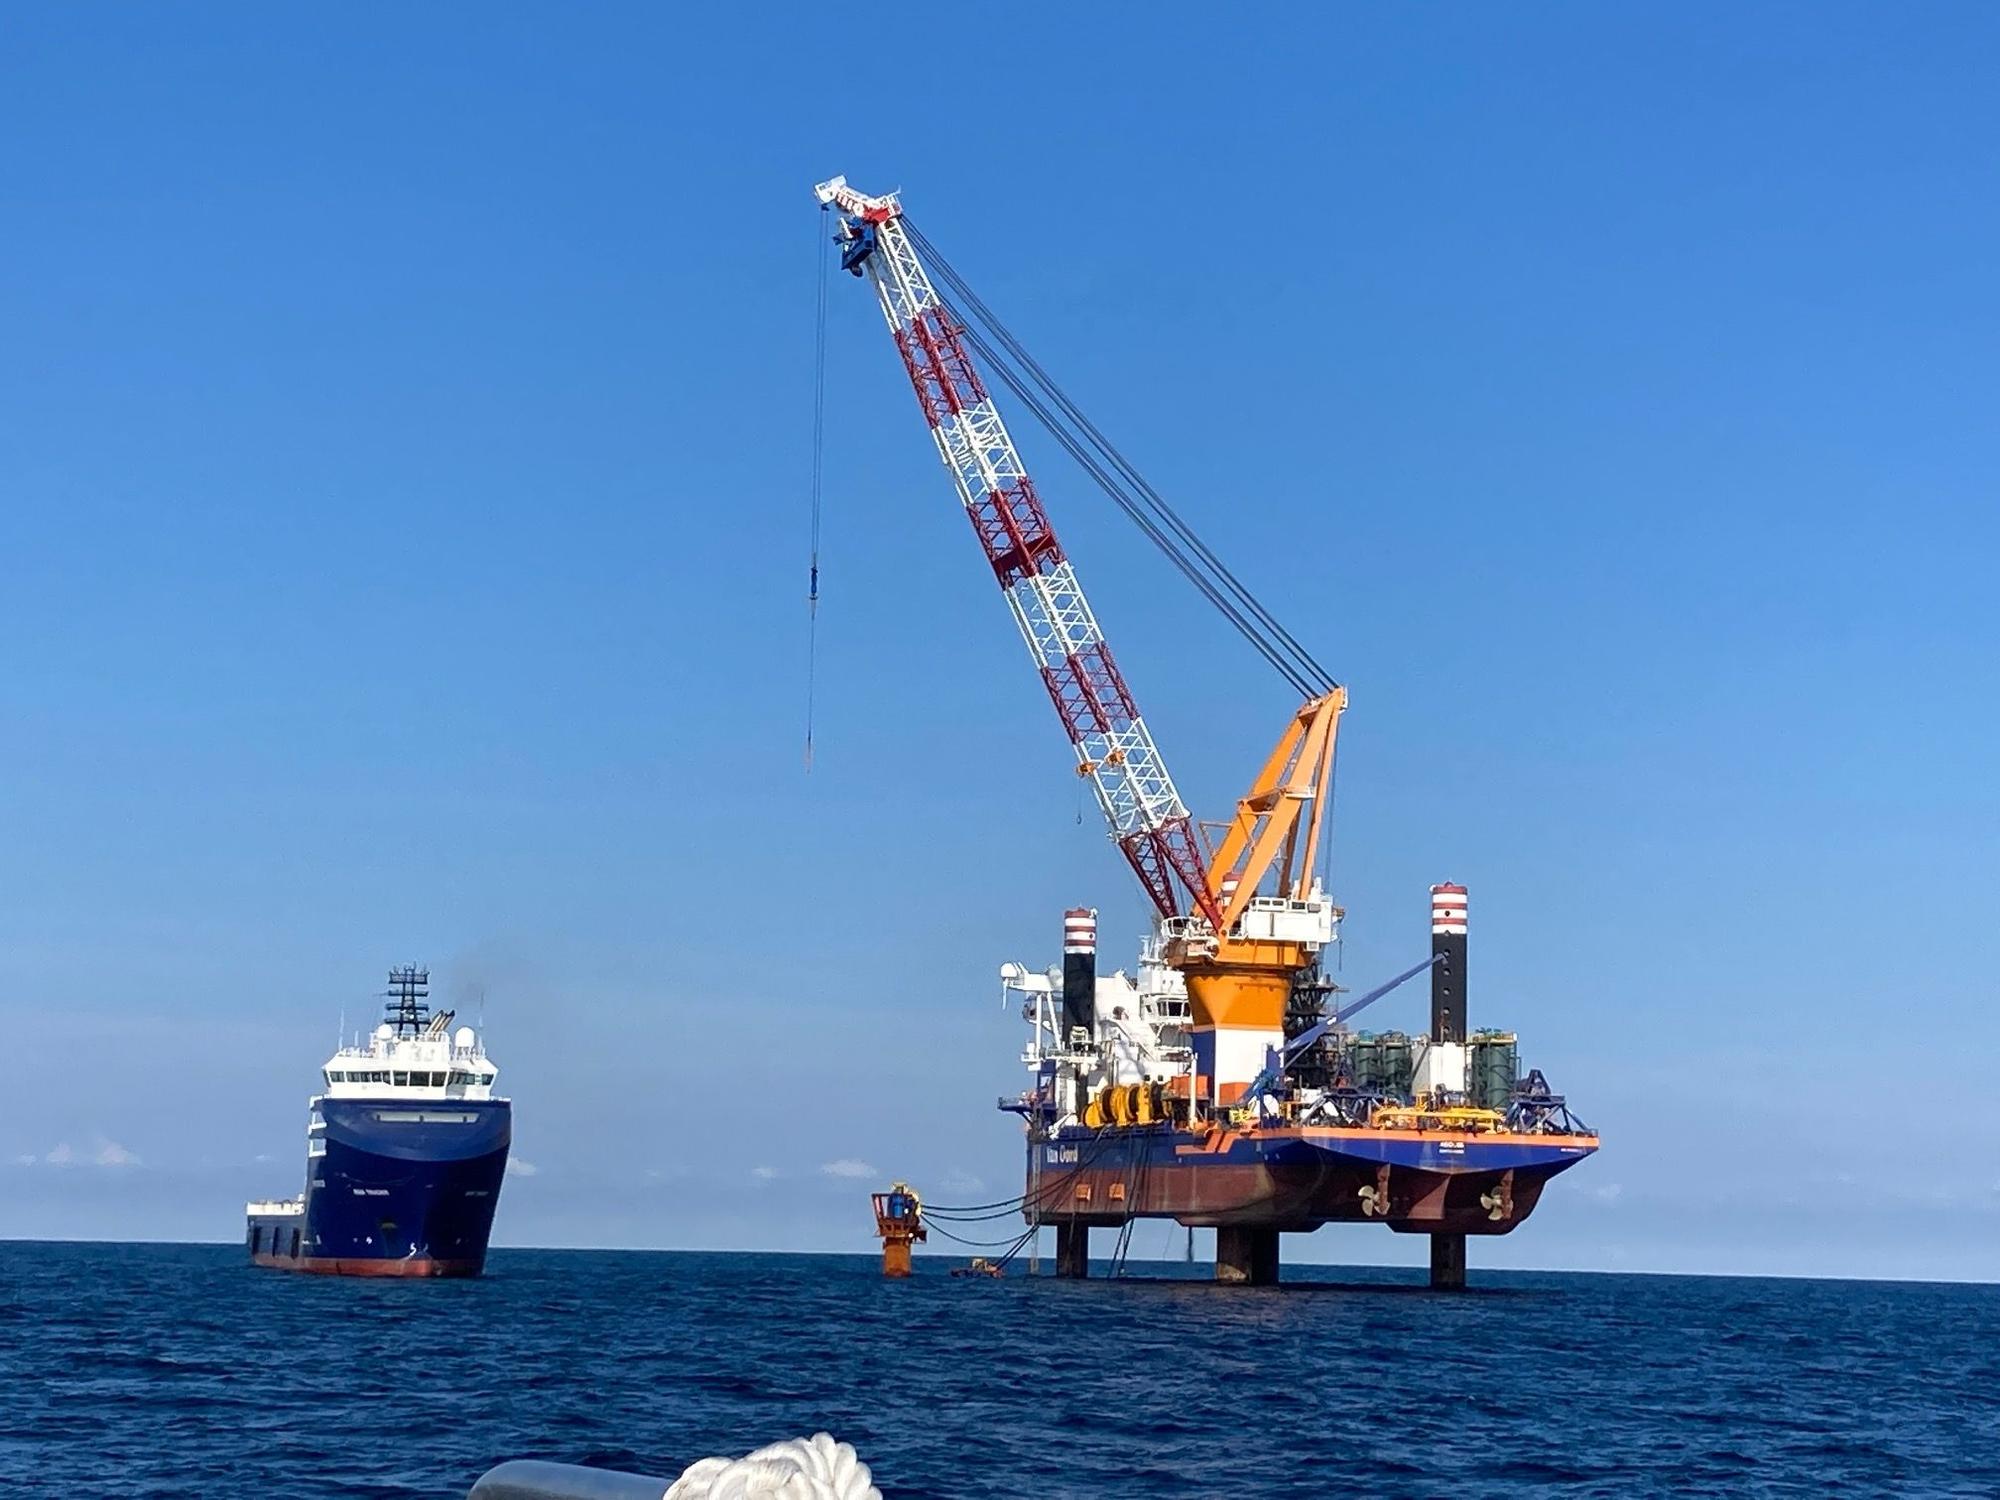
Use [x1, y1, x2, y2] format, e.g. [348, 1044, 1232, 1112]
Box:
[1215, 1226, 1280, 1285]
[1430, 1232, 1467, 1290]
[1055, 1223, 1090, 1279]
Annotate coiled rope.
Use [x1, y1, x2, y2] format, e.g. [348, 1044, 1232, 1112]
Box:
[665, 1433, 879, 1500]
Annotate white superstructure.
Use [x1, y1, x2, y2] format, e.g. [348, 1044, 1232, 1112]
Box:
[1003, 927, 1193, 1122]
[319, 1016, 500, 1101]
[249, 968, 503, 1213]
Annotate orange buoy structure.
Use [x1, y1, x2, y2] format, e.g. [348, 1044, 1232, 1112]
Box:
[871, 1182, 925, 1277]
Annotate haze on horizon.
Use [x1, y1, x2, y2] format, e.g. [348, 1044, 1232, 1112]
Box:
[3, 4, 1994, 1283]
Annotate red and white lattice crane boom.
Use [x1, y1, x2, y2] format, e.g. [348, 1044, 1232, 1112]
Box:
[817, 175, 1343, 1106]
[815, 176, 1221, 931]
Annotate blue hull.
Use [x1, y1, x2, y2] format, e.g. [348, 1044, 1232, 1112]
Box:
[248, 1097, 511, 1276]
[1027, 1121, 1597, 1233]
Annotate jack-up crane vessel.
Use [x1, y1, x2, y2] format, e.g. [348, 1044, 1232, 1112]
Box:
[815, 176, 1595, 1287]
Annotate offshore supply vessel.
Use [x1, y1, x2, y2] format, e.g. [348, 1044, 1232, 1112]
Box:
[815, 176, 1598, 1285]
[245, 967, 511, 1277]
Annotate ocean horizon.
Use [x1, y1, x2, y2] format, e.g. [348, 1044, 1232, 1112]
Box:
[7, 1240, 1995, 1497]
[5, 1234, 1998, 1288]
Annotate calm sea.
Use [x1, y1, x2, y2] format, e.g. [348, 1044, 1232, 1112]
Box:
[2, 1241, 1994, 1498]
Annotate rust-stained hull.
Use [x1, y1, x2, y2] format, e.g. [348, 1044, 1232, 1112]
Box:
[248, 1251, 482, 1277]
[1026, 1123, 1596, 1235]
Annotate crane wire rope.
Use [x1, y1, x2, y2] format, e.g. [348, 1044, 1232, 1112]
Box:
[904, 220, 1336, 698]
[921, 1131, 1106, 1215]
[925, 1219, 1041, 1251]
[989, 1224, 1039, 1272]
[911, 220, 1331, 691]
[952, 315, 1316, 700]
[940, 297, 1332, 699]
[920, 1125, 1126, 1220]
[930, 1127, 1334, 1272]
[805, 210, 831, 771]
[934, 294, 1312, 698]
[1107, 1141, 1153, 1276]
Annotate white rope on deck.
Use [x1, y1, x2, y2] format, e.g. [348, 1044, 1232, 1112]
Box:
[663, 1433, 879, 1500]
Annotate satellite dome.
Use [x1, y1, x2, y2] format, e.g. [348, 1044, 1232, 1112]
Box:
[373, 1022, 394, 1040]
[453, 1026, 476, 1050]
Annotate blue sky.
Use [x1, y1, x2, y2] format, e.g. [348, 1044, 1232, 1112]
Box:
[2, 4, 1995, 1281]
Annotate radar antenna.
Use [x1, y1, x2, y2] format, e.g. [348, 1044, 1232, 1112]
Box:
[384, 965, 431, 1038]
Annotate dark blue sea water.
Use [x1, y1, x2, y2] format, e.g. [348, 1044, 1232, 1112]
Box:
[3, 1242, 1995, 1498]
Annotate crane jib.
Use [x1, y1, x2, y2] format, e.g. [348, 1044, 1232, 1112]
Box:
[818, 180, 1222, 929]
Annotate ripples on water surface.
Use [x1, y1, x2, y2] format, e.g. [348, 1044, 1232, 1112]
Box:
[2, 1242, 1995, 1497]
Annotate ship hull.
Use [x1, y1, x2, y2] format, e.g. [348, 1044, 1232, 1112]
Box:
[245, 1252, 484, 1277]
[1026, 1122, 1595, 1235]
[247, 1097, 511, 1277]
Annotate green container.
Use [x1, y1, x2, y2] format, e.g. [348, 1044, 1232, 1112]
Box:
[1341, 1034, 1380, 1090]
[1376, 1031, 1414, 1098]
[1469, 1030, 1519, 1111]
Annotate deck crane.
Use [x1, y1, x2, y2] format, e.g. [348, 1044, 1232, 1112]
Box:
[815, 176, 1345, 1110]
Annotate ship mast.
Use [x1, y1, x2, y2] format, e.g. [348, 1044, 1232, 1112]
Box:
[383, 965, 431, 1038]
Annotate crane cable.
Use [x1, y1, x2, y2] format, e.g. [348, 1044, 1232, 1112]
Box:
[925, 1219, 1038, 1250]
[955, 314, 1318, 701]
[903, 220, 1337, 698]
[914, 225, 1329, 692]
[955, 318, 1317, 701]
[920, 1123, 1126, 1220]
[805, 209, 830, 771]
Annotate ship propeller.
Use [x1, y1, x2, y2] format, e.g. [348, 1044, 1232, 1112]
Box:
[1480, 1171, 1515, 1222]
[1359, 1165, 1393, 1217]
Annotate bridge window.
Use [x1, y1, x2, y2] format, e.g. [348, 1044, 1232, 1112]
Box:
[392, 1072, 408, 1087]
